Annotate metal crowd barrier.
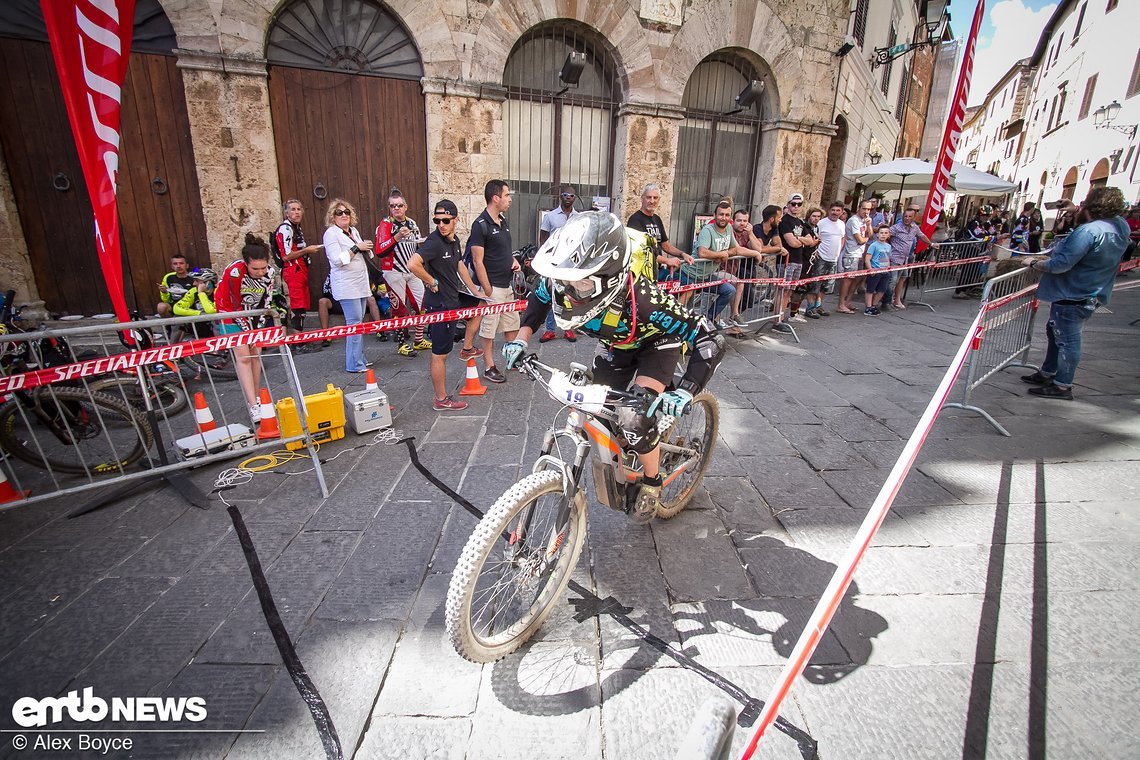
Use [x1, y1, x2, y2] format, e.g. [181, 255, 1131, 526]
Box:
[910, 239, 992, 310]
[0, 310, 328, 513]
[941, 264, 1041, 436]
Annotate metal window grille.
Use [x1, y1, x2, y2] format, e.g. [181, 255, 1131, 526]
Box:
[502, 23, 621, 247]
[265, 0, 423, 78]
[852, 0, 869, 49]
[669, 54, 764, 252]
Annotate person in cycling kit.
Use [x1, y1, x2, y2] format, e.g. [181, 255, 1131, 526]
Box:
[503, 211, 726, 522]
[172, 267, 218, 338]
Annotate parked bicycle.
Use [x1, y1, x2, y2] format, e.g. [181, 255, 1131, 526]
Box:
[0, 295, 153, 475]
[445, 354, 719, 663]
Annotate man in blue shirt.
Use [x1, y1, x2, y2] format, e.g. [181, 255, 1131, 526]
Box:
[1022, 187, 1129, 399]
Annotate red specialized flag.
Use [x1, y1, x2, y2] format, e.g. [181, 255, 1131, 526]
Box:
[40, 0, 135, 321]
[918, 0, 985, 252]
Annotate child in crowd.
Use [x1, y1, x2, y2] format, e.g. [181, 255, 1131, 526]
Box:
[863, 225, 892, 316]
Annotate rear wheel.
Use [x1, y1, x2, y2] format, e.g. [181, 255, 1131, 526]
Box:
[0, 388, 153, 475]
[446, 470, 587, 663]
[656, 392, 719, 519]
[89, 376, 189, 417]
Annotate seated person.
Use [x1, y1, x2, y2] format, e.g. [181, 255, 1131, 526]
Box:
[171, 267, 217, 338]
[157, 253, 195, 318]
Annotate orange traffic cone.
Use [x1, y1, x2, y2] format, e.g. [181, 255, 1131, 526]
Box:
[364, 368, 379, 392]
[257, 387, 281, 439]
[459, 357, 487, 396]
[192, 392, 217, 433]
[0, 466, 29, 503]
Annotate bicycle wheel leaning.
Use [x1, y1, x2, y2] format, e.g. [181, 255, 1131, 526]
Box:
[656, 392, 719, 519]
[0, 387, 153, 475]
[446, 470, 588, 663]
[185, 351, 239, 381]
[89, 375, 189, 417]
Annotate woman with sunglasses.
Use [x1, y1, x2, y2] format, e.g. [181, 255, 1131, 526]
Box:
[323, 199, 376, 372]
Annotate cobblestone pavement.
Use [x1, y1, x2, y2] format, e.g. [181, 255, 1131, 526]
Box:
[0, 282, 1137, 759]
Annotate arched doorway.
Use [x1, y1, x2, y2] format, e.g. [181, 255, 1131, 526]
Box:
[266, 0, 427, 300]
[1089, 158, 1110, 190]
[821, 115, 849, 206]
[670, 51, 769, 251]
[0, 0, 208, 316]
[1062, 166, 1079, 200]
[502, 22, 623, 247]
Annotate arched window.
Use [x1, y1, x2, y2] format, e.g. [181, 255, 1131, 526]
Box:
[266, 0, 422, 78]
[1089, 157, 1110, 190]
[1062, 166, 1079, 200]
[670, 52, 767, 250]
[503, 23, 623, 246]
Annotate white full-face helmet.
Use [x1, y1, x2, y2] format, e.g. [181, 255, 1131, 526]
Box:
[530, 211, 632, 331]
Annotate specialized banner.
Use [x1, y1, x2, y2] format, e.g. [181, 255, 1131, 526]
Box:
[917, 0, 985, 251]
[40, 0, 136, 321]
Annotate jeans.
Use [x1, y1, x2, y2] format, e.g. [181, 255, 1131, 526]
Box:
[545, 311, 556, 331]
[680, 270, 735, 320]
[340, 296, 369, 371]
[1040, 301, 1095, 387]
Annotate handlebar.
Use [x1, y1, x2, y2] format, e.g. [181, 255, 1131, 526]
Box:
[514, 353, 649, 408]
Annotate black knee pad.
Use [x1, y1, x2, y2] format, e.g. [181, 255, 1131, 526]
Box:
[617, 405, 660, 455]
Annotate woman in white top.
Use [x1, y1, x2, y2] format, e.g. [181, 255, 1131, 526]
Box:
[323, 199, 375, 372]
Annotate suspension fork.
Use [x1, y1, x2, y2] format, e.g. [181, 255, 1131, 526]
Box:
[514, 429, 590, 549]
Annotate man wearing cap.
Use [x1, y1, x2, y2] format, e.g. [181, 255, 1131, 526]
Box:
[777, 192, 817, 330]
[408, 200, 486, 412]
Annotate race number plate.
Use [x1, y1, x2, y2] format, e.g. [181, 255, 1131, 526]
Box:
[548, 371, 608, 414]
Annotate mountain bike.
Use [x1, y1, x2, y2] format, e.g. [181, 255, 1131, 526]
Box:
[0, 298, 153, 475]
[445, 354, 719, 663]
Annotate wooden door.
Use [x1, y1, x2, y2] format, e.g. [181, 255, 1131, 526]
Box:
[0, 38, 208, 316]
[267, 65, 429, 303]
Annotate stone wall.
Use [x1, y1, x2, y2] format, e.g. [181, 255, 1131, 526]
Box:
[422, 83, 506, 239]
[176, 55, 283, 270]
[0, 150, 38, 307]
[612, 107, 683, 222]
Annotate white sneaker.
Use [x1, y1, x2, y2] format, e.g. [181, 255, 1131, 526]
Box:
[248, 403, 261, 427]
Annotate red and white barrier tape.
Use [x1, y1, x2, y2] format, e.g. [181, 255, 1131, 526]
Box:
[0, 299, 527, 394]
[739, 307, 985, 759]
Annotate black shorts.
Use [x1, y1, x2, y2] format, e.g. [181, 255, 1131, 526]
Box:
[592, 339, 681, 391]
[425, 293, 478, 356]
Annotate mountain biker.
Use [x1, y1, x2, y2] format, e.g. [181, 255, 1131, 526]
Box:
[172, 267, 218, 338]
[502, 211, 726, 522]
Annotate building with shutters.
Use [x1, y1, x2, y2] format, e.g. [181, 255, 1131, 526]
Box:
[956, 0, 1138, 226]
[0, 0, 858, 316]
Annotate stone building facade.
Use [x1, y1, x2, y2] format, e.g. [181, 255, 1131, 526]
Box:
[0, 0, 853, 316]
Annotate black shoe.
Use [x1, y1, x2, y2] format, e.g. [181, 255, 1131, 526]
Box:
[1021, 371, 1053, 385]
[1028, 384, 1073, 400]
[484, 366, 507, 384]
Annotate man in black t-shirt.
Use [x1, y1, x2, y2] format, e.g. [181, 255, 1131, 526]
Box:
[777, 193, 817, 324]
[157, 254, 196, 318]
[409, 199, 487, 411]
[626, 183, 693, 280]
[467, 179, 519, 383]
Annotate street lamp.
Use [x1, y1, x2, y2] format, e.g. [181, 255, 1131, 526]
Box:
[867, 144, 883, 165]
[872, 0, 949, 68]
[1093, 100, 1137, 139]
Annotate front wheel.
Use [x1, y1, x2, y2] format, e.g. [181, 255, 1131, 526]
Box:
[446, 470, 587, 663]
[656, 392, 719, 519]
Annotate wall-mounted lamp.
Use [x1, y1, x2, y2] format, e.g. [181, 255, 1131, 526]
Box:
[726, 80, 764, 115]
[1093, 100, 1138, 140]
[835, 35, 856, 57]
[872, 0, 948, 68]
[555, 51, 587, 96]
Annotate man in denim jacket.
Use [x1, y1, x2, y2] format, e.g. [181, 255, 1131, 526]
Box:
[1022, 187, 1129, 400]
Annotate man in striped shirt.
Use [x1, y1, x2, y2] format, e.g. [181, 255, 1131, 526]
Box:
[375, 188, 430, 357]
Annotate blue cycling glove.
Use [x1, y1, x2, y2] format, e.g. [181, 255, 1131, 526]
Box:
[648, 389, 693, 418]
[503, 339, 527, 369]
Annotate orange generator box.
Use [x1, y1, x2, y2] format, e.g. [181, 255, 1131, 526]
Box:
[275, 384, 346, 451]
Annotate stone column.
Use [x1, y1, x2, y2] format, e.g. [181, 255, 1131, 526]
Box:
[175, 52, 282, 270]
[760, 119, 839, 208]
[0, 150, 40, 310]
[612, 103, 685, 222]
[421, 79, 506, 240]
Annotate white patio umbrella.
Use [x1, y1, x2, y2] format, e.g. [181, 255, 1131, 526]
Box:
[844, 157, 1017, 197]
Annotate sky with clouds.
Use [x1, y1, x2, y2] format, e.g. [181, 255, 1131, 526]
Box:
[946, 0, 1058, 106]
